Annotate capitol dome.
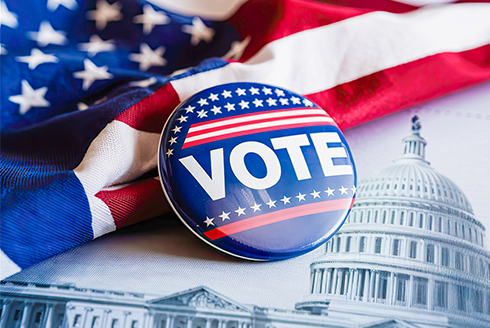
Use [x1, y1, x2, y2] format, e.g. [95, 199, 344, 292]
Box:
[296, 117, 490, 328]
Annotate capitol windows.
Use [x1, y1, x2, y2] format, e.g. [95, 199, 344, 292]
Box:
[395, 274, 409, 304]
[392, 239, 401, 256]
[367, 211, 371, 223]
[345, 236, 352, 252]
[399, 211, 404, 225]
[374, 210, 378, 223]
[474, 289, 484, 313]
[409, 212, 414, 227]
[468, 227, 472, 242]
[111, 318, 119, 328]
[428, 215, 433, 231]
[34, 311, 43, 324]
[457, 285, 469, 312]
[390, 211, 395, 224]
[441, 247, 449, 267]
[454, 222, 459, 237]
[409, 241, 417, 259]
[418, 214, 424, 229]
[377, 271, 390, 301]
[469, 256, 477, 275]
[359, 236, 366, 252]
[336, 237, 341, 253]
[455, 251, 465, 271]
[434, 281, 448, 309]
[382, 211, 387, 224]
[462, 225, 466, 239]
[413, 277, 428, 307]
[437, 217, 442, 232]
[73, 315, 82, 327]
[360, 211, 364, 223]
[374, 237, 382, 254]
[426, 244, 435, 263]
[446, 220, 451, 235]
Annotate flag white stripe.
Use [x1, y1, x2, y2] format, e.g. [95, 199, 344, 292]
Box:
[188, 108, 330, 133]
[184, 116, 333, 144]
[171, 3, 490, 99]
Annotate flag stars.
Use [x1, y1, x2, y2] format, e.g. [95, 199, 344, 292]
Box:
[129, 43, 166, 71]
[221, 90, 232, 98]
[252, 99, 263, 107]
[218, 211, 231, 221]
[279, 98, 289, 106]
[15, 49, 58, 70]
[275, 89, 285, 97]
[296, 192, 306, 202]
[73, 59, 113, 91]
[222, 36, 250, 61]
[290, 96, 301, 105]
[262, 86, 272, 95]
[86, 0, 123, 30]
[339, 186, 348, 195]
[280, 195, 291, 204]
[171, 125, 182, 134]
[197, 98, 208, 106]
[1, 1, 19, 29]
[310, 190, 321, 199]
[210, 105, 222, 115]
[208, 93, 219, 101]
[325, 187, 335, 196]
[168, 137, 178, 145]
[133, 4, 170, 35]
[235, 206, 246, 216]
[236, 88, 246, 96]
[266, 98, 277, 106]
[183, 105, 195, 113]
[204, 216, 215, 227]
[176, 115, 188, 123]
[166, 148, 174, 157]
[303, 99, 314, 107]
[9, 80, 50, 115]
[249, 87, 259, 95]
[266, 199, 277, 208]
[224, 102, 235, 111]
[251, 203, 262, 212]
[27, 21, 68, 47]
[78, 35, 115, 57]
[197, 109, 208, 118]
[47, 0, 78, 12]
[351, 185, 357, 194]
[238, 100, 249, 109]
[182, 17, 214, 46]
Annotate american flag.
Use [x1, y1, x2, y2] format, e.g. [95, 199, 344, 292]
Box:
[1, 0, 490, 278]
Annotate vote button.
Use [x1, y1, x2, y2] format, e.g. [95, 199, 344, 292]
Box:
[158, 82, 356, 260]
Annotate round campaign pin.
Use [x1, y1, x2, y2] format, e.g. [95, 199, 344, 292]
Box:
[158, 82, 356, 261]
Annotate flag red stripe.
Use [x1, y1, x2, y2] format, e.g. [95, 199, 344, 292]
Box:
[308, 44, 490, 130]
[186, 113, 330, 139]
[203, 198, 354, 240]
[182, 120, 335, 149]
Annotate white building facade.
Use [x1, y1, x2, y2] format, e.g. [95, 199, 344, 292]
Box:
[297, 117, 490, 327]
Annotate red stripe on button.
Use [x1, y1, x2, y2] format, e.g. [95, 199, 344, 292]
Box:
[203, 198, 354, 240]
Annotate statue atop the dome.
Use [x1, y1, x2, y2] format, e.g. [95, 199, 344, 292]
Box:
[411, 115, 421, 131]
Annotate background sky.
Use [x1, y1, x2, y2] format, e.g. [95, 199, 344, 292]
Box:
[5, 81, 490, 311]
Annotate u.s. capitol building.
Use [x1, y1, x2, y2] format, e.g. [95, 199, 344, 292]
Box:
[1, 117, 489, 328]
[296, 116, 490, 327]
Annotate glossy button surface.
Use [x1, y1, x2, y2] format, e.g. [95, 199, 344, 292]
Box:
[158, 82, 356, 260]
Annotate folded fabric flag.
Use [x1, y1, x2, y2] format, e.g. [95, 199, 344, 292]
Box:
[1, 0, 490, 279]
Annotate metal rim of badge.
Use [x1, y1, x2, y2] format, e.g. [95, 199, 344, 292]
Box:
[157, 82, 357, 261]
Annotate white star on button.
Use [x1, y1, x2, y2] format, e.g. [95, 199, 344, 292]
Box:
[168, 137, 178, 145]
[279, 98, 289, 106]
[236, 88, 246, 96]
[197, 109, 208, 118]
[280, 195, 291, 204]
[73, 59, 113, 90]
[176, 115, 188, 123]
[310, 190, 321, 199]
[221, 90, 232, 98]
[351, 186, 357, 194]
[204, 216, 215, 227]
[222, 36, 251, 61]
[9, 80, 50, 115]
[78, 35, 116, 57]
[171, 125, 182, 134]
[27, 21, 68, 47]
[252, 99, 263, 107]
[219, 211, 231, 221]
[15, 49, 58, 70]
[296, 192, 306, 201]
[224, 103, 235, 111]
[86, 0, 122, 30]
[249, 87, 259, 95]
[339, 186, 348, 195]
[238, 100, 249, 109]
[209, 93, 219, 101]
[133, 4, 169, 35]
[275, 89, 285, 97]
[235, 206, 246, 216]
[210, 105, 222, 115]
[1, 1, 19, 29]
[129, 43, 166, 71]
[325, 187, 335, 196]
[290, 96, 301, 105]
[303, 99, 314, 107]
[262, 86, 272, 95]
[251, 203, 262, 212]
[266, 98, 277, 106]
[47, 0, 78, 12]
[197, 98, 208, 106]
[166, 149, 174, 157]
[183, 105, 195, 113]
[266, 200, 277, 208]
[182, 17, 214, 46]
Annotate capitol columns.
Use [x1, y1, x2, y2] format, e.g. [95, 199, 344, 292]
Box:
[19, 301, 34, 328]
[165, 314, 175, 328]
[42, 303, 55, 328]
[0, 299, 12, 328]
[101, 309, 111, 328]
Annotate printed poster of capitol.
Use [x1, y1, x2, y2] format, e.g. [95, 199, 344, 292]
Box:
[1, 82, 490, 328]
